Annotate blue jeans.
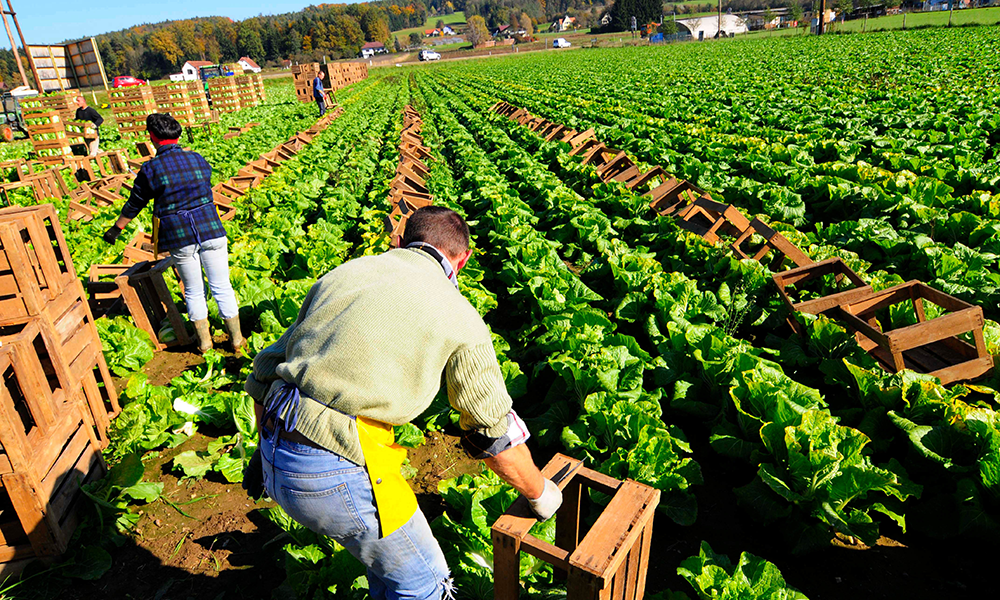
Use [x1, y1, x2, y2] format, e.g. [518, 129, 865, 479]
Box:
[170, 236, 239, 321]
[316, 97, 326, 116]
[259, 427, 452, 600]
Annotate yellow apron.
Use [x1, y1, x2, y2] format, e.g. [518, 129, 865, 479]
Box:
[356, 416, 418, 538]
[152, 215, 160, 256]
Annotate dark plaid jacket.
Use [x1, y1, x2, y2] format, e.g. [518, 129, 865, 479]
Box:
[121, 143, 226, 251]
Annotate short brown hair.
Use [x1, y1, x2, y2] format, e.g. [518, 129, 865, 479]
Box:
[401, 207, 470, 257]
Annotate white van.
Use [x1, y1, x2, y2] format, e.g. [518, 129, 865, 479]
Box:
[419, 50, 442, 61]
[553, 38, 572, 48]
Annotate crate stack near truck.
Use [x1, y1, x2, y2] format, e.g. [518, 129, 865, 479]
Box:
[206, 76, 241, 113]
[184, 81, 213, 122]
[18, 93, 77, 122]
[152, 82, 196, 127]
[234, 75, 260, 109]
[109, 85, 157, 138]
[0, 204, 119, 570]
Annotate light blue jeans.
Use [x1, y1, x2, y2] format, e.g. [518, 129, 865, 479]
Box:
[170, 236, 239, 321]
[259, 426, 452, 600]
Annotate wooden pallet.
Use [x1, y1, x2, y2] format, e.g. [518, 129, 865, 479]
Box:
[492, 454, 659, 600]
[114, 259, 192, 351]
[771, 258, 873, 334]
[730, 217, 813, 271]
[835, 281, 993, 384]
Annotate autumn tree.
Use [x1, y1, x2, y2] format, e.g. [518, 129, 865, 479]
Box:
[467, 15, 490, 47]
[409, 32, 422, 46]
[520, 13, 533, 36]
[329, 14, 365, 56]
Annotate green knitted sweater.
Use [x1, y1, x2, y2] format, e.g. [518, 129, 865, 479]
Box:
[244, 247, 512, 466]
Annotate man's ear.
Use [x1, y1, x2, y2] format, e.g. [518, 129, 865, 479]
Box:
[454, 249, 473, 272]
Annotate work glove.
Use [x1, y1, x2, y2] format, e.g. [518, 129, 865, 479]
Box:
[528, 478, 562, 521]
[102, 224, 123, 244]
[241, 447, 267, 500]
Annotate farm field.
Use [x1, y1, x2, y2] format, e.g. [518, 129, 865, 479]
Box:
[4, 23, 1000, 600]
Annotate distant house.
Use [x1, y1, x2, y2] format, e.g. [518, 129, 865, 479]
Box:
[168, 73, 185, 82]
[554, 16, 576, 31]
[493, 24, 511, 37]
[600, 13, 612, 27]
[676, 14, 748, 40]
[442, 25, 455, 35]
[425, 28, 441, 36]
[360, 41, 387, 58]
[181, 60, 213, 81]
[238, 56, 262, 73]
[281, 59, 292, 69]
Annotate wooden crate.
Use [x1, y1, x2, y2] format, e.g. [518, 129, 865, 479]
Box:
[771, 258, 873, 334]
[730, 217, 813, 271]
[646, 179, 704, 217]
[0, 217, 74, 319]
[207, 77, 242, 113]
[674, 197, 751, 245]
[19, 93, 76, 122]
[110, 86, 157, 138]
[0, 344, 105, 563]
[492, 454, 659, 600]
[122, 230, 169, 265]
[836, 281, 993, 384]
[114, 259, 192, 351]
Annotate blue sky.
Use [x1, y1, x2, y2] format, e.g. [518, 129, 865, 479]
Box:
[0, 1, 358, 49]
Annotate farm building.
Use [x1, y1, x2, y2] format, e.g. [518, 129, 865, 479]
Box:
[238, 57, 262, 73]
[181, 60, 213, 81]
[676, 14, 749, 39]
[360, 41, 387, 58]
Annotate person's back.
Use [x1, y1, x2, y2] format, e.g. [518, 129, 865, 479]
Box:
[249, 246, 505, 466]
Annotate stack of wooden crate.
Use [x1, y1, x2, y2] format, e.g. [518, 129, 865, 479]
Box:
[110, 86, 157, 138]
[234, 75, 260, 109]
[384, 106, 434, 245]
[251, 73, 266, 103]
[21, 111, 77, 164]
[153, 83, 195, 126]
[292, 63, 321, 104]
[19, 93, 77, 122]
[0, 204, 119, 571]
[325, 62, 368, 91]
[207, 77, 241, 113]
[184, 81, 213, 122]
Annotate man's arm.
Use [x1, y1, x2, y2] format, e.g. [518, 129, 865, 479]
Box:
[445, 340, 561, 517]
[485, 443, 544, 498]
[104, 167, 152, 241]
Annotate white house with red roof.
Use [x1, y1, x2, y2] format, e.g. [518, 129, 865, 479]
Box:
[360, 41, 387, 58]
[238, 56, 262, 73]
[181, 60, 214, 80]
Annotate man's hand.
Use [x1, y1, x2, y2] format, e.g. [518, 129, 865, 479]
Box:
[485, 443, 562, 519]
[103, 224, 123, 244]
[528, 479, 562, 521]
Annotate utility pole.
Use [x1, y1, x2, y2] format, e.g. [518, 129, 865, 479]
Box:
[718, 0, 722, 38]
[948, 0, 954, 26]
[817, 0, 827, 34]
[1, 1, 39, 89]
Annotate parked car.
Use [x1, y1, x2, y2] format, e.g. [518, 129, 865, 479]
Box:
[553, 38, 572, 48]
[112, 75, 146, 88]
[419, 50, 442, 61]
